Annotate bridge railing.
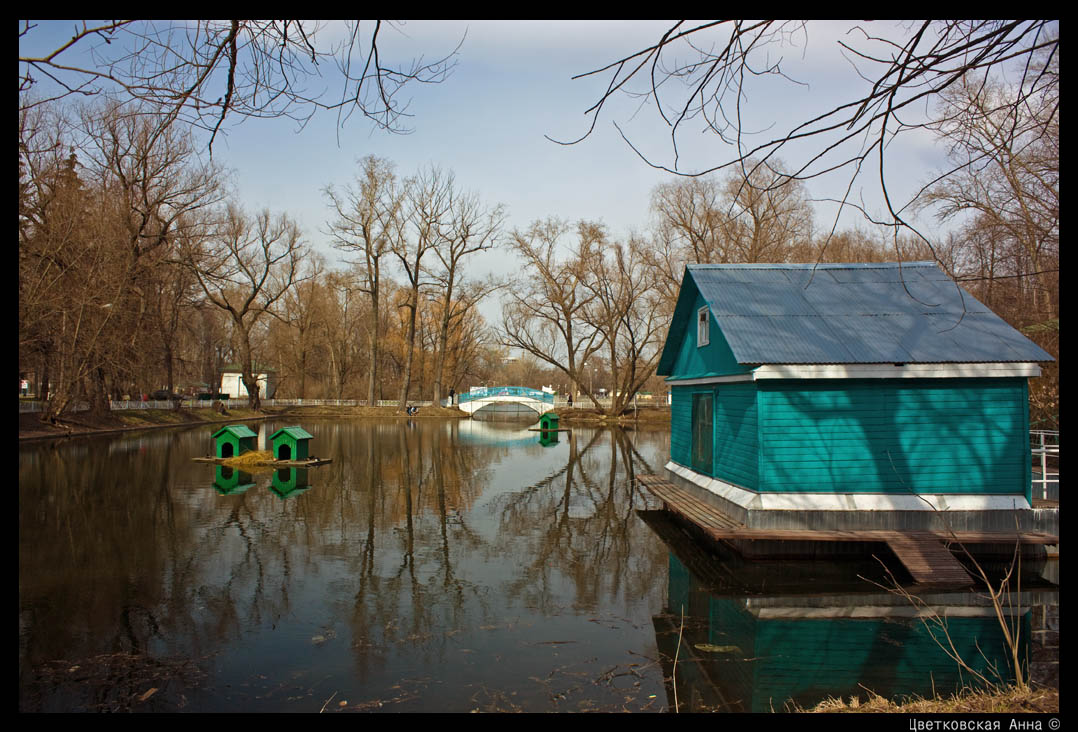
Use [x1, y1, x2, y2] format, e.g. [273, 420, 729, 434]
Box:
[1031, 430, 1059, 502]
[457, 386, 555, 405]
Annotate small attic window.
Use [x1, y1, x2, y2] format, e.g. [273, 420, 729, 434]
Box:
[697, 306, 710, 347]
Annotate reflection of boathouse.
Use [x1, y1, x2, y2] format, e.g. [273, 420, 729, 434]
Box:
[641, 510, 1054, 712]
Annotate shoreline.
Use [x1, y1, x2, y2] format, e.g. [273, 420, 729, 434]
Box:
[19, 404, 671, 443]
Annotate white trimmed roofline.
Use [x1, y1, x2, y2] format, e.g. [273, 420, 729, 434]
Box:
[666, 362, 1041, 385]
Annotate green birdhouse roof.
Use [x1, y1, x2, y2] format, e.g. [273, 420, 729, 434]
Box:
[212, 424, 258, 440]
[270, 426, 315, 442]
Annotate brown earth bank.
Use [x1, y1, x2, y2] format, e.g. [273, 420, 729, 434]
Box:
[19, 404, 671, 442]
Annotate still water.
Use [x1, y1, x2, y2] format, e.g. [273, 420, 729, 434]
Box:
[19, 418, 1057, 712]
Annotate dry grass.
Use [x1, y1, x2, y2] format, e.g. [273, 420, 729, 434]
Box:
[802, 685, 1059, 714]
[220, 449, 275, 471]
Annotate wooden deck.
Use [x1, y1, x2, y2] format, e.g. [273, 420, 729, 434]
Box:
[637, 474, 1058, 589]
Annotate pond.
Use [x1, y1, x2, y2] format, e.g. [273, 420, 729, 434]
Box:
[19, 418, 1057, 712]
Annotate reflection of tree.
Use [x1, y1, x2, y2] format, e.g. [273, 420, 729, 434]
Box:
[491, 427, 669, 614]
[20, 420, 672, 710]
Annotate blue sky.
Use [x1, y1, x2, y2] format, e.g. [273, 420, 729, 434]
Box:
[22, 20, 956, 324]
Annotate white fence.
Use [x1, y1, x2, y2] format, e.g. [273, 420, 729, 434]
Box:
[19, 398, 431, 413]
[20, 396, 671, 413]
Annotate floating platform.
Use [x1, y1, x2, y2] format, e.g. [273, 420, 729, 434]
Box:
[637, 474, 1058, 589]
[193, 456, 333, 468]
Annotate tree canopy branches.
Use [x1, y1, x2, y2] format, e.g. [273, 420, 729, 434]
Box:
[19, 20, 461, 151]
[553, 20, 1058, 238]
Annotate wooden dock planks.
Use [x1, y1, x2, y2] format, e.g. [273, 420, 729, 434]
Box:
[637, 474, 1057, 589]
[883, 533, 973, 587]
[638, 474, 744, 532]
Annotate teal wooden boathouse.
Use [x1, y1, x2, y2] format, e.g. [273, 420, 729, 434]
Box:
[656, 262, 1055, 533]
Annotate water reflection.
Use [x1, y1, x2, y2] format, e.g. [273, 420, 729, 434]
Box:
[641, 510, 1056, 712]
[270, 468, 311, 499]
[19, 420, 671, 712]
[214, 465, 255, 495]
[19, 420, 1055, 713]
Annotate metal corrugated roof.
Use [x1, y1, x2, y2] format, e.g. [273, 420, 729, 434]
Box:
[668, 262, 1054, 366]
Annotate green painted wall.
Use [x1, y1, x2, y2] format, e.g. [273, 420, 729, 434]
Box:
[757, 378, 1030, 498]
[671, 377, 1030, 499]
[671, 382, 759, 490]
[667, 288, 751, 379]
[274, 436, 309, 460]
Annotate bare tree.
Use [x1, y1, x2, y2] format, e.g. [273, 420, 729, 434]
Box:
[324, 155, 403, 405]
[271, 255, 328, 399]
[18, 143, 128, 421]
[429, 189, 505, 404]
[182, 205, 307, 410]
[579, 236, 666, 416]
[721, 160, 814, 263]
[145, 229, 203, 401]
[393, 166, 453, 412]
[19, 102, 223, 418]
[80, 104, 224, 405]
[554, 21, 1058, 249]
[647, 159, 815, 312]
[922, 72, 1058, 320]
[320, 267, 369, 400]
[19, 20, 460, 151]
[439, 304, 493, 396]
[646, 176, 726, 308]
[501, 219, 606, 408]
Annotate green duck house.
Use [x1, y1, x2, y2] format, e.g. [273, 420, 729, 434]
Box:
[212, 424, 258, 458]
[270, 426, 315, 461]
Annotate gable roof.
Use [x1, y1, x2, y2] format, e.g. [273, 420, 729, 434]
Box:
[270, 426, 314, 442]
[658, 262, 1054, 373]
[212, 424, 258, 440]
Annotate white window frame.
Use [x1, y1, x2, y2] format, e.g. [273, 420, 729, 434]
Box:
[697, 306, 710, 347]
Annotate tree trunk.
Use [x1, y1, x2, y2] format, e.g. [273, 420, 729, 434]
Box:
[89, 365, 111, 416]
[367, 289, 380, 406]
[397, 300, 418, 413]
[243, 371, 262, 411]
[433, 303, 451, 405]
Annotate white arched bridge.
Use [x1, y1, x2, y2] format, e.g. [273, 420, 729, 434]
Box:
[456, 386, 555, 418]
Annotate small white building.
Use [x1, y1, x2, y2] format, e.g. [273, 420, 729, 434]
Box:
[220, 366, 277, 399]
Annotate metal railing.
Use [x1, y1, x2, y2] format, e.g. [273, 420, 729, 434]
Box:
[1031, 430, 1059, 502]
[457, 386, 555, 405]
